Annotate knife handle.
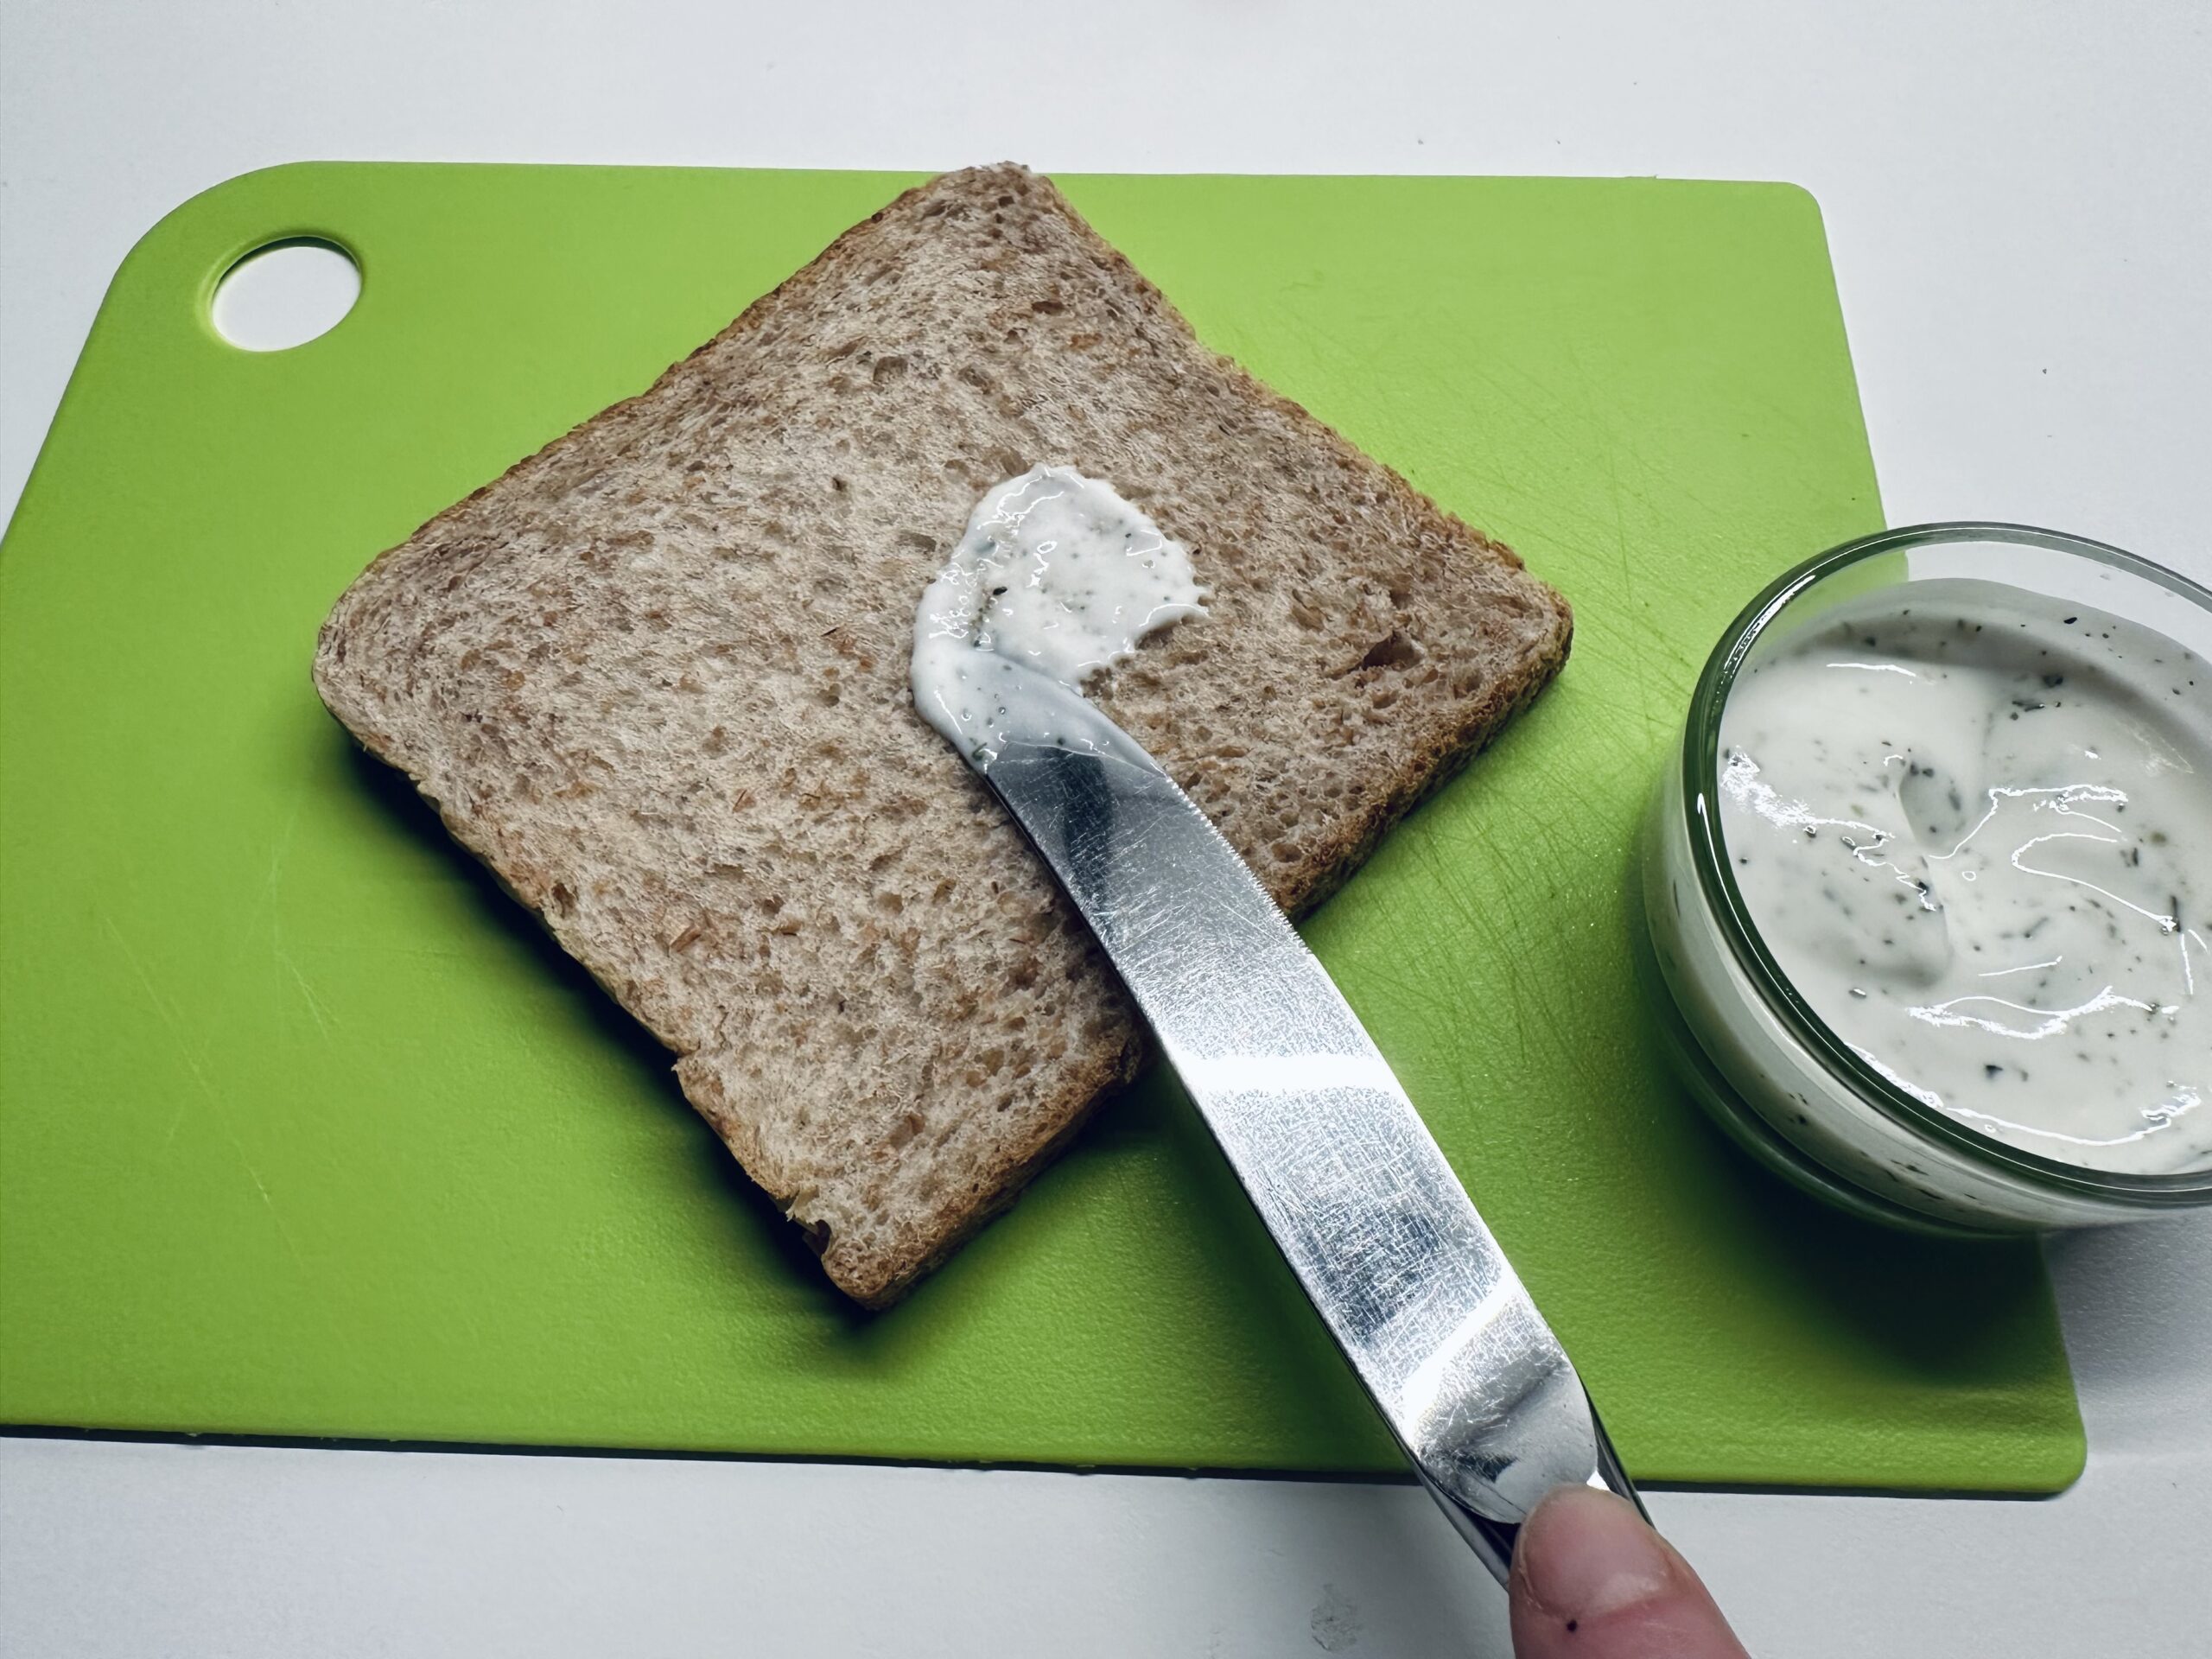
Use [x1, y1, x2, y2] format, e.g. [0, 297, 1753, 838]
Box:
[1420, 1402, 1645, 1582]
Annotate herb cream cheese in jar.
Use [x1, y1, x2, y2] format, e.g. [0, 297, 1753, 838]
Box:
[1643, 524, 2212, 1233]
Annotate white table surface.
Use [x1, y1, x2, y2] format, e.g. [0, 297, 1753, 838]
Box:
[3, 2, 2209, 1652]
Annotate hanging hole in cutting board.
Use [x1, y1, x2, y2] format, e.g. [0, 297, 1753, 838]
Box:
[211, 238, 360, 351]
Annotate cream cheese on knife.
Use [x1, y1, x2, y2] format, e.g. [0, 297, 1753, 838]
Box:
[911, 467, 1206, 763]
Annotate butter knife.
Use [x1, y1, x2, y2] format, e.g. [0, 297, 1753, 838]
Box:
[969, 663, 1640, 1583]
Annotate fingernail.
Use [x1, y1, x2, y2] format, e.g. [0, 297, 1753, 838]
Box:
[1519, 1486, 1675, 1624]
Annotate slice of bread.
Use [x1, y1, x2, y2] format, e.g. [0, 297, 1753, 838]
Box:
[314, 164, 1572, 1306]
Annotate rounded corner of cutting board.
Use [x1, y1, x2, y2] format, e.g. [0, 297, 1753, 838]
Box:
[116, 162, 356, 280]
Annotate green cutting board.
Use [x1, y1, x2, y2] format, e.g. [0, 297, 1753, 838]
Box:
[0, 165, 2083, 1491]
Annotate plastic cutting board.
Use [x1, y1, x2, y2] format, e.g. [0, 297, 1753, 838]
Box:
[0, 165, 2084, 1491]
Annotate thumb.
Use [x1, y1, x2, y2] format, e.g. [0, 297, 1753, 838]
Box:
[1508, 1484, 1750, 1659]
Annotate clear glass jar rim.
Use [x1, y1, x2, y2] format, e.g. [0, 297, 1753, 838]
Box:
[1681, 520, 2212, 1205]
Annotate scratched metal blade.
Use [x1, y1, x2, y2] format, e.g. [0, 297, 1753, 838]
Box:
[972, 668, 1639, 1581]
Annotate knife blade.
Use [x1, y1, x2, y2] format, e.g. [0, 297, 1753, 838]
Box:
[971, 664, 1639, 1583]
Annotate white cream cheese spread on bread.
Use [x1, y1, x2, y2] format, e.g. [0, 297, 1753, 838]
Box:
[1717, 582, 2212, 1173]
[911, 467, 1206, 763]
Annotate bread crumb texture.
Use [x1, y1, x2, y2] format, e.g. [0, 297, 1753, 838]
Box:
[313, 164, 1572, 1306]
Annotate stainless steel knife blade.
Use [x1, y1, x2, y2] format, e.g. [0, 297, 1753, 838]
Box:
[972, 664, 1639, 1582]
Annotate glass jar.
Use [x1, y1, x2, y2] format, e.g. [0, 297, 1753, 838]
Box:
[1642, 523, 2212, 1235]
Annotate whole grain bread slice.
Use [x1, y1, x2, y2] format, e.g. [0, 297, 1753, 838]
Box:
[314, 163, 1572, 1306]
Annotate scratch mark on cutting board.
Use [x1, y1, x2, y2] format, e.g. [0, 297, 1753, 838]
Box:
[99, 910, 326, 1305]
[257, 790, 340, 1039]
[1409, 816, 1584, 1073]
[239, 789, 305, 940]
[93, 910, 232, 1155]
[283, 958, 337, 1039]
[1560, 332, 1661, 740]
[104, 913, 280, 1212]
